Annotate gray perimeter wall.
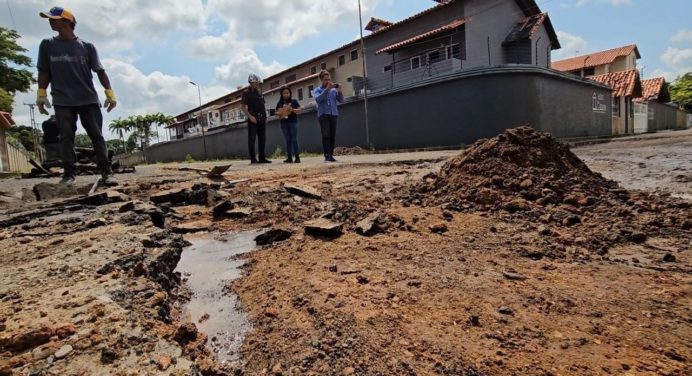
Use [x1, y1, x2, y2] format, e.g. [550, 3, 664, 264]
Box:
[647, 102, 684, 132]
[146, 67, 612, 163]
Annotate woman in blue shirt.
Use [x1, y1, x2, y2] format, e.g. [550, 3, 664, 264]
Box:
[275, 87, 302, 163]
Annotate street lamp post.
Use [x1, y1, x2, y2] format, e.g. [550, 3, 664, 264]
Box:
[358, 0, 371, 148]
[189, 81, 208, 160]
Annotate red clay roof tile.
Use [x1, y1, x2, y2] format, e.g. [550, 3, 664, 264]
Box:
[635, 77, 668, 102]
[376, 18, 467, 54]
[552, 45, 640, 72]
[589, 69, 642, 98]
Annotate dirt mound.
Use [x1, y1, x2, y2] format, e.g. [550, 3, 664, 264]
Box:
[415, 126, 690, 255]
[431, 126, 615, 204]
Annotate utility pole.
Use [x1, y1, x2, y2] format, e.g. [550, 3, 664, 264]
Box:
[189, 81, 208, 161]
[358, 0, 371, 148]
[23, 103, 43, 161]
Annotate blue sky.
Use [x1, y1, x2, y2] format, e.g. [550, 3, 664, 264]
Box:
[3, 0, 691, 139]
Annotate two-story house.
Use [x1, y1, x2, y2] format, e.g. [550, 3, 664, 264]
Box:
[553, 45, 643, 135]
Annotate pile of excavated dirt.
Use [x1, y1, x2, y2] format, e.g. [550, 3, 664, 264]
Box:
[415, 126, 691, 255]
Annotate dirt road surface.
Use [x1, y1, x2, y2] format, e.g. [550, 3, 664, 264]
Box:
[1, 128, 689, 376]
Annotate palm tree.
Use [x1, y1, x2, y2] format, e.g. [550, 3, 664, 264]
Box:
[151, 113, 175, 143]
[108, 118, 131, 154]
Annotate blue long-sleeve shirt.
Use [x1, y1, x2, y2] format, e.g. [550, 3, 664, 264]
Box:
[312, 86, 344, 117]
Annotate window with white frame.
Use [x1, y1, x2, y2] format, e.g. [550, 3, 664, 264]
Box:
[410, 56, 421, 70]
[298, 88, 304, 101]
[308, 85, 314, 98]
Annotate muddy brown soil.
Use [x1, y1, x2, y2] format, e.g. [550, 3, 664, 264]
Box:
[1, 129, 690, 376]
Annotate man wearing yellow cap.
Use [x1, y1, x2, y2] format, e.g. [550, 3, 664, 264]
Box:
[36, 6, 118, 186]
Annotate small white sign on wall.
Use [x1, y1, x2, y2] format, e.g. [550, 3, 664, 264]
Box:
[592, 93, 607, 113]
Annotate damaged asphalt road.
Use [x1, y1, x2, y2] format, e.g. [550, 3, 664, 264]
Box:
[1, 129, 691, 375]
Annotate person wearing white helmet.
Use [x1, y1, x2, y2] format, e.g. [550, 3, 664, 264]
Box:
[241, 74, 271, 164]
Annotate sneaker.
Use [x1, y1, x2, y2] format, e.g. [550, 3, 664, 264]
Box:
[99, 174, 118, 187]
[258, 159, 272, 164]
[250, 159, 259, 164]
[59, 176, 76, 186]
[294, 156, 301, 163]
[327, 156, 337, 162]
[283, 157, 293, 164]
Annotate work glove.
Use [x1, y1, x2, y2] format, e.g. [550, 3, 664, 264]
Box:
[104, 89, 117, 112]
[36, 89, 52, 115]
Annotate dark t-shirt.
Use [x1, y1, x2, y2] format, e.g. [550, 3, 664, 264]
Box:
[241, 88, 266, 116]
[275, 98, 300, 123]
[37, 37, 103, 107]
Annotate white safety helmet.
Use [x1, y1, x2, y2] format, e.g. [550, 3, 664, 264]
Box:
[248, 73, 262, 83]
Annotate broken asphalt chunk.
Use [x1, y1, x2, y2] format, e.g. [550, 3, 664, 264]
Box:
[356, 212, 381, 236]
[255, 229, 293, 246]
[227, 207, 252, 218]
[172, 220, 212, 234]
[212, 200, 233, 220]
[284, 183, 322, 200]
[150, 188, 188, 205]
[304, 218, 343, 238]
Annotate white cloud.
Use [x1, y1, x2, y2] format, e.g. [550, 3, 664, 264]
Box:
[660, 47, 692, 74]
[214, 47, 287, 87]
[206, 0, 381, 48]
[554, 31, 588, 59]
[576, 0, 632, 6]
[670, 29, 692, 44]
[650, 69, 676, 82]
[6, 0, 207, 52]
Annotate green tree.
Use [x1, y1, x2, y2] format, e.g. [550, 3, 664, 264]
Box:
[75, 133, 93, 148]
[0, 27, 34, 95]
[0, 88, 12, 112]
[106, 139, 126, 155]
[108, 118, 131, 153]
[669, 72, 692, 112]
[126, 132, 138, 152]
[7, 125, 40, 152]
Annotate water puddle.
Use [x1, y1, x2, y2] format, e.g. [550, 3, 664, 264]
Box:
[175, 231, 260, 366]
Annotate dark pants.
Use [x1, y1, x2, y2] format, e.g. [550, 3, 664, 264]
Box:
[280, 121, 300, 158]
[54, 104, 110, 177]
[319, 114, 338, 158]
[247, 115, 267, 161]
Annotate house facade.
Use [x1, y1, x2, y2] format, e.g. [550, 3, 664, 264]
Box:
[149, 0, 616, 162]
[168, 0, 561, 141]
[552, 44, 640, 78]
[589, 70, 642, 135]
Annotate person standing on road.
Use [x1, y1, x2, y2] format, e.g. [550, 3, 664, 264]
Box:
[241, 74, 271, 164]
[275, 87, 302, 163]
[36, 6, 118, 186]
[312, 70, 343, 162]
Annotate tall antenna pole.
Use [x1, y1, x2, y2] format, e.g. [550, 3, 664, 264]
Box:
[358, 0, 371, 148]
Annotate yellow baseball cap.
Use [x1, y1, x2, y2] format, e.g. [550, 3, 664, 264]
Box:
[40, 6, 76, 24]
